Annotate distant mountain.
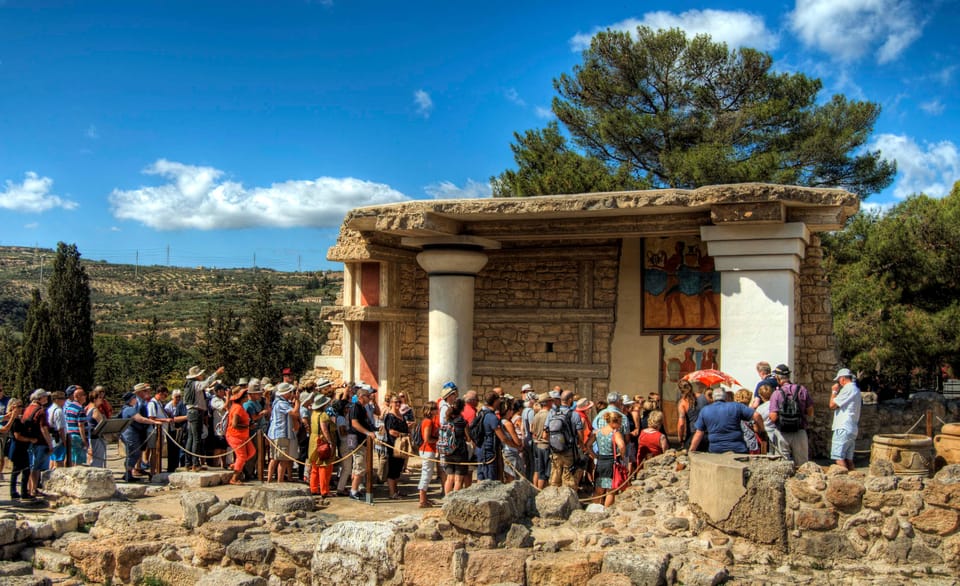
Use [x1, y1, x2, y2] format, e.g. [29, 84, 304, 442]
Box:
[0, 245, 342, 342]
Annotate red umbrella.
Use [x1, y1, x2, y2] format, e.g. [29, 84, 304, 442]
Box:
[682, 369, 741, 388]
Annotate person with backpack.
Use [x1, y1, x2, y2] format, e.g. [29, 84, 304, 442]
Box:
[415, 402, 438, 507]
[472, 392, 514, 481]
[768, 364, 814, 466]
[441, 399, 469, 494]
[689, 385, 766, 455]
[545, 390, 585, 489]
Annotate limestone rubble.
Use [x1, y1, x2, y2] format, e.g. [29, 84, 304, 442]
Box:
[0, 457, 958, 585]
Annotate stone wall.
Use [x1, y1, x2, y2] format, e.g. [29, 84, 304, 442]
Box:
[786, 462, 960, 569]
[393, 242, 621, 406]
[796, 235, 842, 457]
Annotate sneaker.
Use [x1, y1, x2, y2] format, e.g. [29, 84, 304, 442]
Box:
[349, 492, 364, 501]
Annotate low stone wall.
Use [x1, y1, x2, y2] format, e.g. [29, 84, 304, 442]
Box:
[786, 462, 960, 568]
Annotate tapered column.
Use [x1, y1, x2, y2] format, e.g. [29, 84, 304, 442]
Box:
[701, 223, 810, 387]
[416, 247, 489, 401]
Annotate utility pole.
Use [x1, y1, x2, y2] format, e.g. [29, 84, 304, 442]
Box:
[135, 250, 139, 278]
[39, 254, 44, 285]
[253, 253, 257, 276]
[166, 245, 170, 266]
[298, 255, 301, 273]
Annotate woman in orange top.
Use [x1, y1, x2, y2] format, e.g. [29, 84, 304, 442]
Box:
[226, 386, 253, 486]
[417, 403, 438, 508]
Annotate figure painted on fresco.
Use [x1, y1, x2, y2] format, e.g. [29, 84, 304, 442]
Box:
[643, 237, 720, 330]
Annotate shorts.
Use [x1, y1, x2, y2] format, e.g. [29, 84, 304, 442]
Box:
[533, 446, 552, 479]
[29, 443, 50, 472]
[831, 429, 856, 461]
[352, 448, 367, 475]
[272, 438, 297, 462]
[444, 462, 469, 476]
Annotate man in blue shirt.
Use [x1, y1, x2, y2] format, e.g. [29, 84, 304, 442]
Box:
[476, 392, 511, 481]
[690, 387, 766, 454]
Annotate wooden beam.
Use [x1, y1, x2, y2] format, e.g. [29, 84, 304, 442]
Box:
[464, 212, 711, 240]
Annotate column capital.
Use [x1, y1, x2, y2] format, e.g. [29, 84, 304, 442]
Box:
[408, 237, 498, 276]
[401, 235, 501, 251]
[701, 222, 810, 273]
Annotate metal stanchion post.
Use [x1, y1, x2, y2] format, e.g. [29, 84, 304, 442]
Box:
[257, 431, 264, 482]
[365, 438, 374, 505]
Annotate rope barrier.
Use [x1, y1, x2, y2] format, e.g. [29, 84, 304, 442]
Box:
[370, 434, 497, 466]
[161, 427, 257, 460]
[262, 434, 366, 467]
[501, 450, 642, 504]
[905, 414, 928, 435]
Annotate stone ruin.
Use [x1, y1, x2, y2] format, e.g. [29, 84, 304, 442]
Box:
[1, 452, 959, 585]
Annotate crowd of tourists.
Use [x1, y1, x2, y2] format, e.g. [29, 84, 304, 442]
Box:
[677, 361, 862, 470]
[0, 359, 861, 506]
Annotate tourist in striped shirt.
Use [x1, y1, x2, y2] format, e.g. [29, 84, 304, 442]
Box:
[63, 385, 88, 466]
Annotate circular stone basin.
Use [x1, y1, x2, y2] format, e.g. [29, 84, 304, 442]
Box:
[871, 434, 934, 477]
[934, 423, 960, 468]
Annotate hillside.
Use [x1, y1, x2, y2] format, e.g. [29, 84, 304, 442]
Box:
[0, 245, 343, 341]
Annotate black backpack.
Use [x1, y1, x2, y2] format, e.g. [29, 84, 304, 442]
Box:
[411, 419, 424, 452]
[468, 409, 489, 446]
[776, 383, 803, 433]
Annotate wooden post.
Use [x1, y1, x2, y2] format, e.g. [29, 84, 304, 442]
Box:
[153, 426, 163, 476]
[365, 437, 374, 505]
[256, 431, 264, 482]
[64, 433, 72, 468]
[926, 409, 934, 438]
[496, 449, 505, 483]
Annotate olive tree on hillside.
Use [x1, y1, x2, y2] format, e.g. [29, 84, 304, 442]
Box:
[494, 27, 895, 198]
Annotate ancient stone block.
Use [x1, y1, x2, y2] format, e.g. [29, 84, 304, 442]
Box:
[503, 524, 534, 549]
[824, 476, 865, 511]
[786, 478, 822, 503]
[225, 536, 275, 565]
[910, 507, 960, 535]
[944, 534, 960, 570]
[924, 481, 960, 511]
[442, 479, 534, 535]
[788, 532, 853, 559]
[586, 573, 633, 586]
[795, 508, 838, 531]
[863, 476, 897, 492]
[601, 551, 670, 586]
[403, 540, 458, 586]
[525, 551, 604, 586]
[180, 491, 220, 530]
[672, 553, 729, 586]
[241, 484, 314, 513]
[312, 521, 408, 585]
[196, 568, 267, 586]
[862, 491, 902, 510]
[464, 548, 528, 586]
[130, 556, 206, 586]
[534, 486, 580, 521]
[44, 467, 117, 501]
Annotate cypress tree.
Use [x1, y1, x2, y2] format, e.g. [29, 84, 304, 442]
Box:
[46, 242, 95, 390]
[240, 277, 283, 377]
[16, 289, 58, 394]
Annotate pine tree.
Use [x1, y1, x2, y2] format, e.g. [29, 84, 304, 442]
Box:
[16, 289, 58, 394]
[239, 278, 283, 377]
[46, 242, 95, 390]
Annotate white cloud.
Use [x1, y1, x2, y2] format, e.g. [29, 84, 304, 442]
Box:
[860, 201, 896, 215]
[110, 226, 121, 232]
[109, 159, 409, 230]
[0, 172, 78, 213]
[870, 134, 960, 198]
[534, 106, 553, 119]
[86, 124, 99, 139]
[789, 0, 923, 64]
[23, 222, 38, 229]
[423, 179, 492, 200]
[504, 88, 526, 107]
[570, 10, 778, 52]
[413, 89, 433, 118]
[920, 99, 945, 115]
[935, 65, 957, 85]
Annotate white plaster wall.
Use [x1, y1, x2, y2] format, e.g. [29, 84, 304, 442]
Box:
[719, 270, 795, 391]
[610, 238, 661, 399]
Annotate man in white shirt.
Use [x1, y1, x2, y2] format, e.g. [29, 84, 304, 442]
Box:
[830, 368, 862, 471]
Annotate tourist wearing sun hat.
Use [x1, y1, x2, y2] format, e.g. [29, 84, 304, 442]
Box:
[267, 382, 301, 483]
[829, 368, 861, 471]
[308, 394, 336, 497]
[120, 384, 161, 483]
[163, 388, 188, 473]
[222, 385, 253, 485]
[182, 364, 225, 471]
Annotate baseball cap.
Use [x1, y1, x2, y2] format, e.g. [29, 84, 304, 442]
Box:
[773, 364, 791, 377]
[521, 383, 533, 392]
[548, 390, 561, 400]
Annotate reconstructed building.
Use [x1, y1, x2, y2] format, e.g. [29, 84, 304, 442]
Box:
[318, 183, 858, 444]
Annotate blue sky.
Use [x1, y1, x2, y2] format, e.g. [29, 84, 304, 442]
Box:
[1, 0, 957, 271]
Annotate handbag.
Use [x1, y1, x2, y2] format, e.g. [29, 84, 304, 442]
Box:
[612, 436, 629, 491]
[395, 435, 413, 456]
[314, 435, 332, 462]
